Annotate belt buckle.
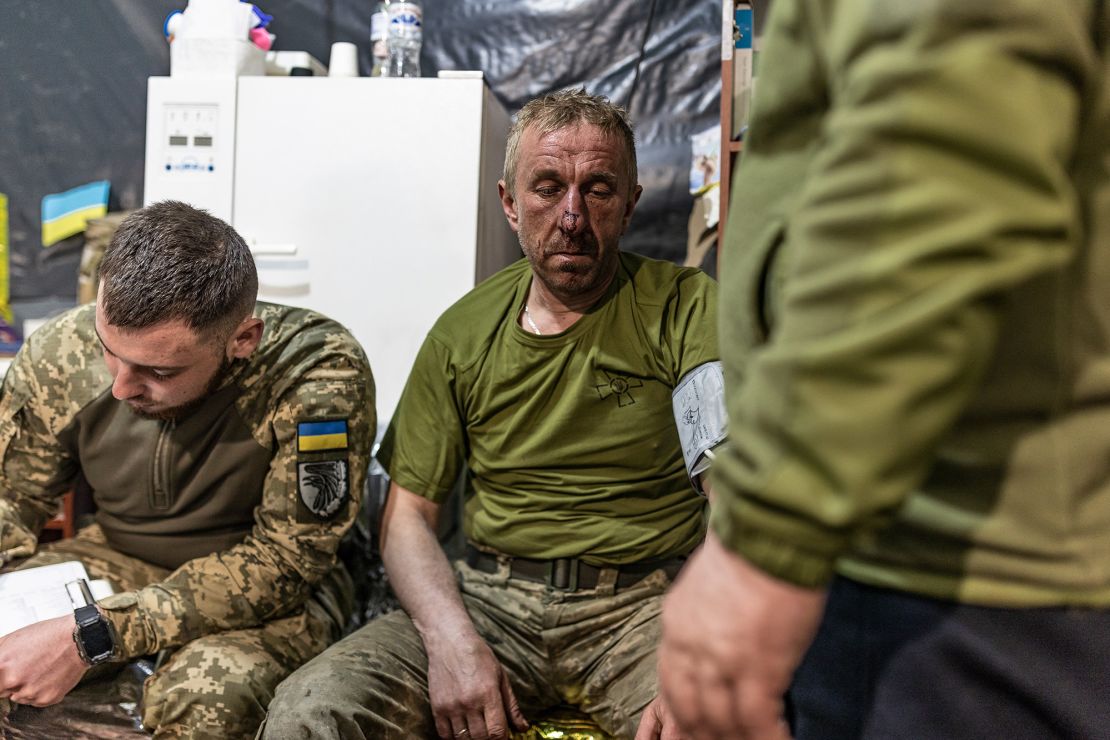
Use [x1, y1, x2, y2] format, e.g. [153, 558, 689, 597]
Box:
[546, 558, 579, 591]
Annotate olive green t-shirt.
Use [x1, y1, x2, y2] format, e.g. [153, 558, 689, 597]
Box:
[378, 253, 718, 564]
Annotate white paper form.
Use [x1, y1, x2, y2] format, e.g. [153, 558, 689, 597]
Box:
[0, 562, 113, 637]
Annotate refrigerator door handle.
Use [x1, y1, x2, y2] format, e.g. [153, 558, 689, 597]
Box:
[256, 256, 311, 295]
[248, 240, 298, 255]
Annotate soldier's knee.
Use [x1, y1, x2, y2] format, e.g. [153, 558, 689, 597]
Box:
[142, 640, 281, 738]
[143, 668, 272, 738]
[262, 679, 332, 740]
[265, 658, 389, 740]
[264, 634, 427, 739]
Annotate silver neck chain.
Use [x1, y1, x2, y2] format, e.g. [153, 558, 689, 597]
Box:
[523, 305, 542, 335]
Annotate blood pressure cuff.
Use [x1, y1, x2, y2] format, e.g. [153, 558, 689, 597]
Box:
[671, 361, 728, 495]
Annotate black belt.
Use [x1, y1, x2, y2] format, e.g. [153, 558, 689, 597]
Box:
[464, 544, 685, 591]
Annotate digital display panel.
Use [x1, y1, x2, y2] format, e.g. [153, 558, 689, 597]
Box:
[193, 136, 213, 147]
[169, 135, 188, 146]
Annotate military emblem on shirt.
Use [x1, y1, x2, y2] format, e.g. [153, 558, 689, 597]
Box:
[298, 459, 349, 519]
[296, 419, 350, 520]
[594, 370, 643, 407]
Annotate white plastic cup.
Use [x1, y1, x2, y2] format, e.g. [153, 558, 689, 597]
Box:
[328, 42, 359, 77]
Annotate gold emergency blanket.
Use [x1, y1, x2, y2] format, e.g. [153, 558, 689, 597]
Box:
[512, 706, 614, 740]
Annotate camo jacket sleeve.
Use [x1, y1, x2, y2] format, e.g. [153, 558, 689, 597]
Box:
[99, 357, 376, 658]
[0, 342, 81, 566]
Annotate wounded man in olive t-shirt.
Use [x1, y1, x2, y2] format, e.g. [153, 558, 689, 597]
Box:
[265, 88, 725, 740]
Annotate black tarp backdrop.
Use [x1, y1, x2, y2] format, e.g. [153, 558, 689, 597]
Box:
[0, 0, 720, 305]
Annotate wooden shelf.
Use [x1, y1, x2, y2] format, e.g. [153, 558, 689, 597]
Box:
[718, 52, 736, 262]
[40, 490, 75, 541]
[718, 1, 757, 268]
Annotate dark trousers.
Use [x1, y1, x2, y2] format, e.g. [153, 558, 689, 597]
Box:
[790, 576, 1110, 740]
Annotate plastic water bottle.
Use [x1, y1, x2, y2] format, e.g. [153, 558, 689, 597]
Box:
[387, 2, 422, 78]
[370, 1, 389, 77]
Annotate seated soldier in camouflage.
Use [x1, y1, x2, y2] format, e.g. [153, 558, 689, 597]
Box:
[0, 201, 375, 738]
[263, 89, 725, 740]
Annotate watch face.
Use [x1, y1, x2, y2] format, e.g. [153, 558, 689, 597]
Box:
[75, 606, 115, 663]
[82, 621, 114, 661]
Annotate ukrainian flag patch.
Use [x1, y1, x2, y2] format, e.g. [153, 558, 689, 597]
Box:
[297, 420, 349, 453]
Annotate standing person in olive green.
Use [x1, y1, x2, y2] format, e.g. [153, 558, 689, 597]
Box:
[0, 200, 375, 738]
[263, 89, 723, 740]
[658, 2, 1110, 739]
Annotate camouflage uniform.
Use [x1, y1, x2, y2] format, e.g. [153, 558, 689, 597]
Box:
[0, 302, 375, 738]
[261, 561, 669, 739]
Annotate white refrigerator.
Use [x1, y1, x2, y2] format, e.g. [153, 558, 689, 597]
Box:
[145, 75, 520, 425]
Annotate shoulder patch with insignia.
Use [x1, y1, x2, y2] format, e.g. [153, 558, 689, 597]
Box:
[298, 459, 349, 519]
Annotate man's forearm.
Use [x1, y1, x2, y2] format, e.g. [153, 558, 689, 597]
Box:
[380, 483, 530, 735]
[100, 529, 336, 658]
[381, 493, 478, 648]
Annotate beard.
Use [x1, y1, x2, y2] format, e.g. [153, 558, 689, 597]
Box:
[518, 229, 618, 299]
[128, 355, 234, 422]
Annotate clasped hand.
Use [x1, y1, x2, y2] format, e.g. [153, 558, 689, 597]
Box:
[0, 613, 87, 707]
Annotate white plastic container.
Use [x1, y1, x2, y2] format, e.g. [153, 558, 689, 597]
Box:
[170, 38, 266, 78]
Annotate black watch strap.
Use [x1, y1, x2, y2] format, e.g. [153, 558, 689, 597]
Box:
[74, 604, 100, 628]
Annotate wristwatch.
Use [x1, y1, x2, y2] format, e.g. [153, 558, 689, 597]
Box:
[67, 579, 117, 665]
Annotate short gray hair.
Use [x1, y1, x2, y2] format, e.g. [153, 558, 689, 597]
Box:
[98, 200, 258, 339]
[503, 88, 637, 196]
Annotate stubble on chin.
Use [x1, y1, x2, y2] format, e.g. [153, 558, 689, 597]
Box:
[521, 239, 612, 298]
[127, 392, 209, 422]
[128, 400, 199, 422]
[125, 355, 234, 422]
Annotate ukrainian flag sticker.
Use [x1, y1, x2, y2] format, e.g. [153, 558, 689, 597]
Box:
[297, 419, 349, 453]
[41, 180, 110, 247]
